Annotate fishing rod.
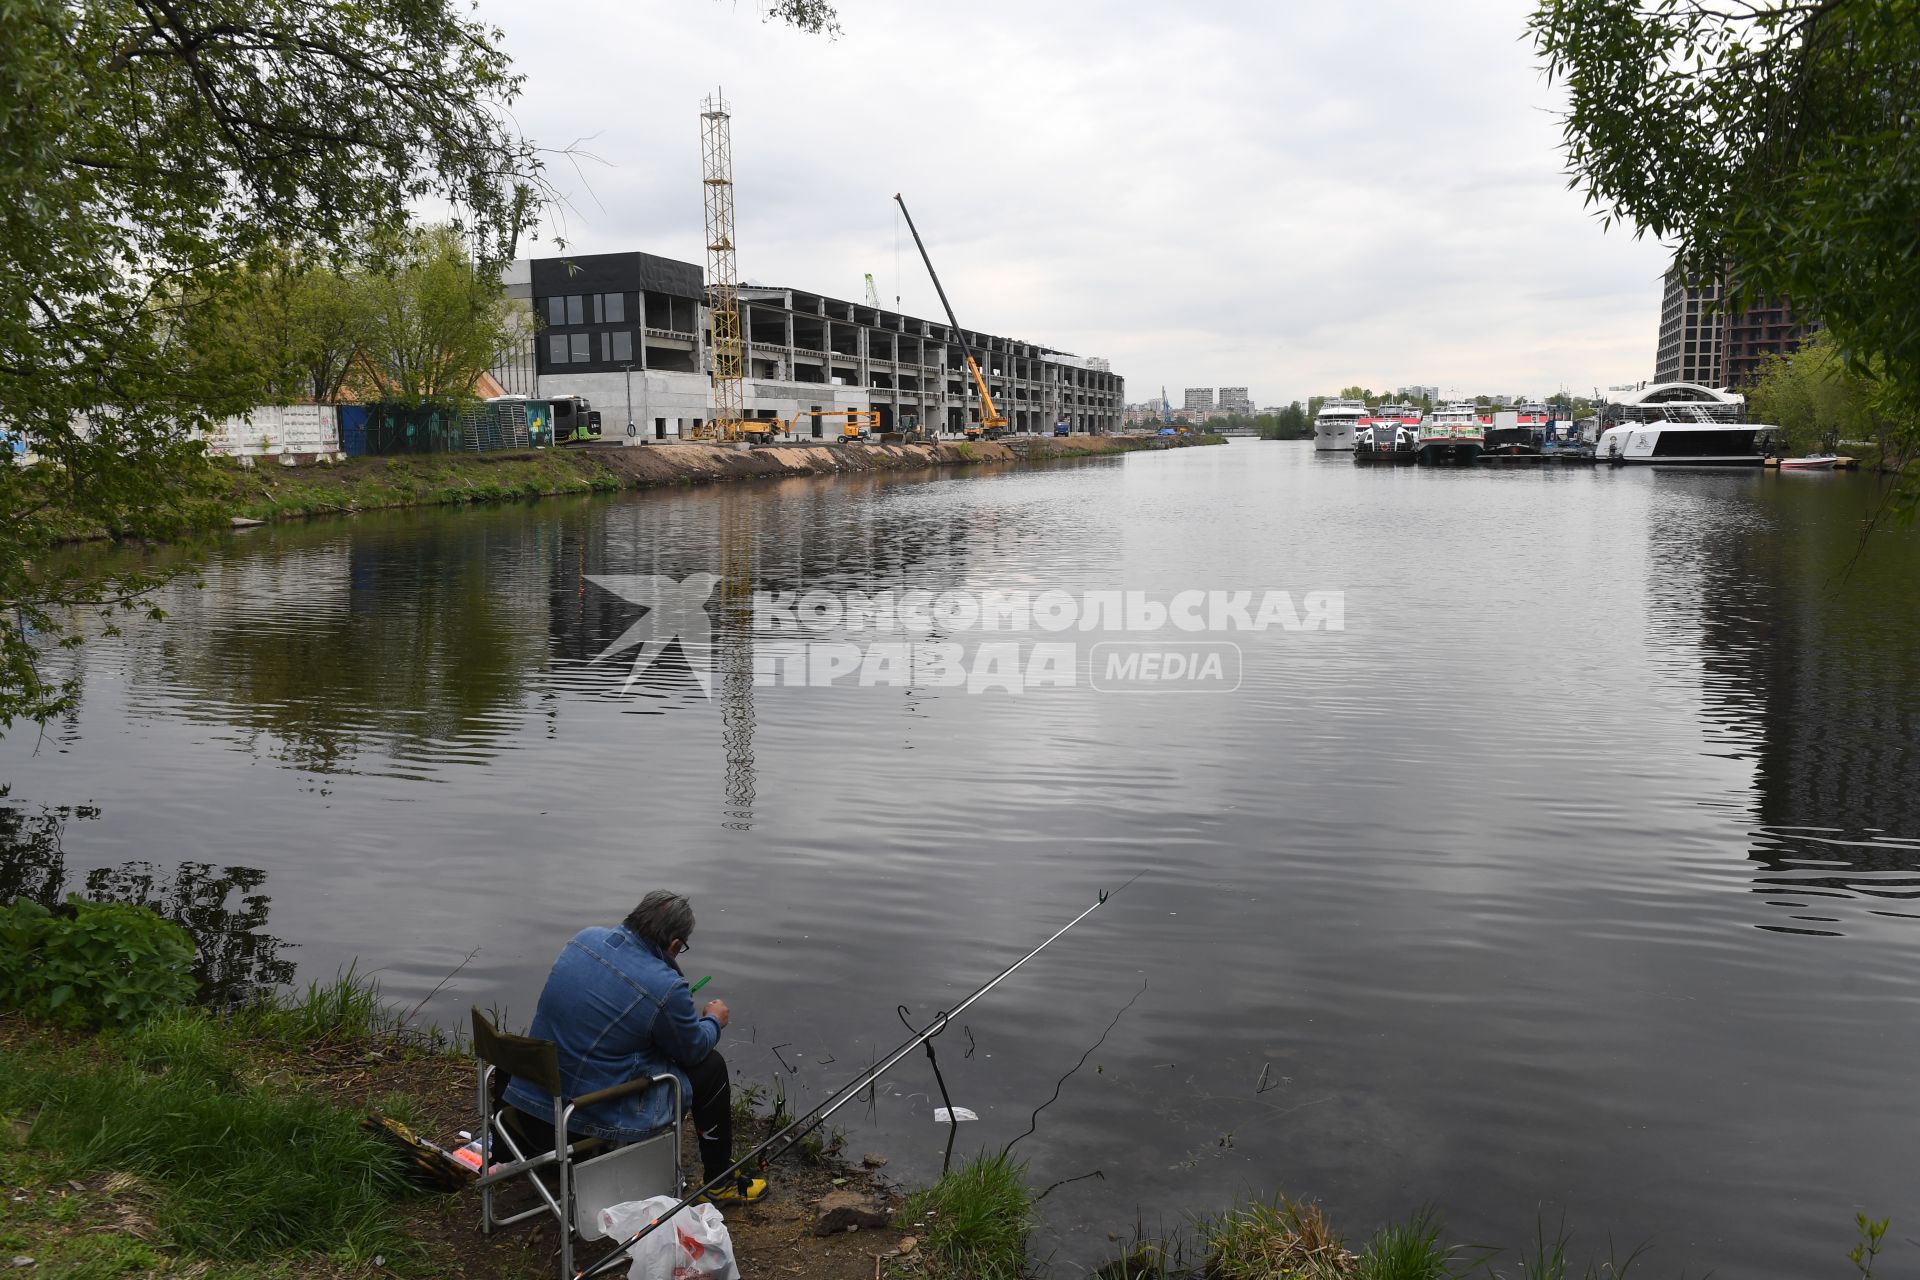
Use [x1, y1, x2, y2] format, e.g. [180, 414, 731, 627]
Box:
[575, 886, 1120, 1280]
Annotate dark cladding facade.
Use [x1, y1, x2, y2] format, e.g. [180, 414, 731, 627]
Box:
[502, 249, 1124, 439]
[530, 252, 705, 378]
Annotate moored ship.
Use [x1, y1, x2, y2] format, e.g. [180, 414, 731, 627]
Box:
[1313, 398, 1367, 452]
[1415, 401, 1486, 465]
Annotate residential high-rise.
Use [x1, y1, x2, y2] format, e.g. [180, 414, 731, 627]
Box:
[1183, 387, 1215, 414]
[1655, 260, 1807, 389]
[1655, 265, 1724, 386]
[1722, 300, 1807, 388]
[1218, 386, 1253, 415]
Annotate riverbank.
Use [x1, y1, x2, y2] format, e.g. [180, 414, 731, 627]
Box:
[215, 434, 1222, 527]
[1, 946, 1890, 1280]
[0, 978, 917, 1280]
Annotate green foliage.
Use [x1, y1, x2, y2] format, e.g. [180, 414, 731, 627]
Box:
[0, 1023, 408, 1259]
[1530, 0, 1920, 481]
[226, 965, 391, 1048]
[189, 225, 521, 410]
[1506, 1217, 1646, 1280]
[1750, 330, 1911, 456]
[0, 0, 542, 728]
[1849, 1212, 1889, 1279]
[1259, 402, 1315, 440]
[0, 896, 196, 1028]
[352, 225, 521, 406]
[1356, 1207, 1460, 1280]
[760, 0, 842, 36]
[900, 1151, 1032, 1280]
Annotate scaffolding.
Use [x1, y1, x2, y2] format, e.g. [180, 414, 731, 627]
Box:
[698, 90, 745, 442]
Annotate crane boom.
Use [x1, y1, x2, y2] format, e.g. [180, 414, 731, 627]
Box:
[892, 193, 1006, 438]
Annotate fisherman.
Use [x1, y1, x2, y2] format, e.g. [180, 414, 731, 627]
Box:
[503, 890, 767, 1202]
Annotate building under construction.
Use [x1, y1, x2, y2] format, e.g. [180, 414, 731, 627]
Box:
[498, 250, 1125, 441]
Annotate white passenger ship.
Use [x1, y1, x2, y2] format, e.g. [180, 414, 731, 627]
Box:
[1313, 398, 1367, 452]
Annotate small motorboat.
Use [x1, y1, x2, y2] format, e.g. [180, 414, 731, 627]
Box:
[1777, 454, 1840, 471]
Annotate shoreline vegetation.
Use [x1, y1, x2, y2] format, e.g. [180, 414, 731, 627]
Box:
[51, 435, 1225, 545]
[3, 901, 1892, 1280]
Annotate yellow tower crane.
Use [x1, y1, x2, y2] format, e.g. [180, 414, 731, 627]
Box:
[698, 90, 746, 442]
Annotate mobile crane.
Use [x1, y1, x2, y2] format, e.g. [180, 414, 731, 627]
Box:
[893, 194, 1007, 441]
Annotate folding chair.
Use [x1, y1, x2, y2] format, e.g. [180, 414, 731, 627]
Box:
[472, 1008, 684, 1279]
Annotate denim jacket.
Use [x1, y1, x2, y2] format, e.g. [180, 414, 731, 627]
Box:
[502, 924, 719, 1142]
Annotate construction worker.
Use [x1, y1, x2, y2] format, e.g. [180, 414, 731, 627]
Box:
[503, 890, 767, 1202]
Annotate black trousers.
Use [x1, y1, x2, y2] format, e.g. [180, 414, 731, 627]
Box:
[685, 1048, 733, 1184]
[504, 1049, 734, 1185]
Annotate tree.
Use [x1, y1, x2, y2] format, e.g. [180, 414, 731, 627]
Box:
[1258, 402, 1314, 440]
[1530, 0, 1920, 474]
[0, 0, 544, 728]
[352, 226, 515, 405]
[1750, 330, 1885, 455]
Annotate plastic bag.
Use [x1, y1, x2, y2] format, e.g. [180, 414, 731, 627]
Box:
[599, 1196, 740, 1280]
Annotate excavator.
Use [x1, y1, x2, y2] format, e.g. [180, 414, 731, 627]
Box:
[893, 194, 1007, 442]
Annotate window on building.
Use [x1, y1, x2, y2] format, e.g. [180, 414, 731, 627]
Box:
[604, 293, 626, 323]
[549, 334, 570, 365]
[569, 333, 589, 362]
[547, 296, 566, 327]
[565, 295, 584, 325]
[610, 330, 633, 362]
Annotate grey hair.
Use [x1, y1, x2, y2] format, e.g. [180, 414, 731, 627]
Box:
[624, 891, 695, 953]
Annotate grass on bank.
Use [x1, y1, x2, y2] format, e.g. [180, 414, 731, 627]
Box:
[0, 971, 442, 1275]
[897, 1151, 1034, 1280]
[216, 451, 622, 522]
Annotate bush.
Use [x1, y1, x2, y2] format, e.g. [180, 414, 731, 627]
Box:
[0, 897, 197, 1028]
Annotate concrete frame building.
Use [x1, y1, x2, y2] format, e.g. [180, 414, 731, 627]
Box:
[1183, 387, 1215, 415]
[504, 250, 1124, 440]
[1218, 386, 1253, 415]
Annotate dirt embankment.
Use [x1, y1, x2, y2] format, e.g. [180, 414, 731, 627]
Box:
[217, 433, 1218, 526]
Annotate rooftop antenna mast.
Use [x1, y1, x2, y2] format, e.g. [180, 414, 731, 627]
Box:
[699, 89, 745, 442]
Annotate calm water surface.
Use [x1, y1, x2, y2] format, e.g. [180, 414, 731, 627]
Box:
[6, 441, 1918, 1275]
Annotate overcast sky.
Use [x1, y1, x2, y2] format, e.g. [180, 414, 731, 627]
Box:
[491, 0, 1671, 407]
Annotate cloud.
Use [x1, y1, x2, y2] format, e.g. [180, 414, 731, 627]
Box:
[491, 0, 1669, 405]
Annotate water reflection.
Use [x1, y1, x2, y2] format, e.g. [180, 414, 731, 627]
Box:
[0, 787, 96, 904]
[13, 449, 1920, 1279]
[135, 514, 554, 774]
[1650, 472, 1920, 934]
[0, 793, 294, 1003]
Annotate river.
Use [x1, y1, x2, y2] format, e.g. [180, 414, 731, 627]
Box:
[5, 440, 1918, 1276]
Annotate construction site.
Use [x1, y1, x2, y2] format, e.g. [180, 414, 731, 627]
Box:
[493, 93, 1125, 445]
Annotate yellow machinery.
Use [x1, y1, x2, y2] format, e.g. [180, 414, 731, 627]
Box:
[697, 90, 747, 442]
[738, 409, 883, 443]
[893, 194, 1007, 441]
